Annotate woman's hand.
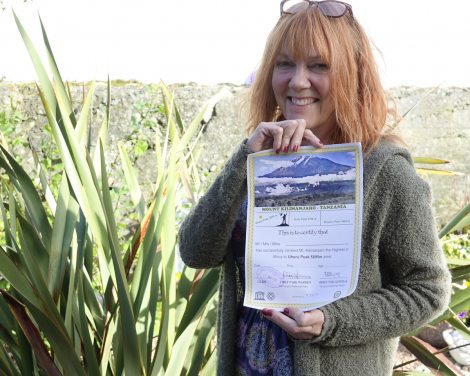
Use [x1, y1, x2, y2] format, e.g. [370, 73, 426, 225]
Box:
[261, 307, 325, 340]
[246, 119, 323, 153]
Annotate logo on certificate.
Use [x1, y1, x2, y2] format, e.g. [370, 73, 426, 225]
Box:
[267, 292, 275, 301]
[254, 292, 265, 300]
[334, 291, 341, 298]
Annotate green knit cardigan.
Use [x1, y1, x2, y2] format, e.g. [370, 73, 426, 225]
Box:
[178, 140, 452, 376]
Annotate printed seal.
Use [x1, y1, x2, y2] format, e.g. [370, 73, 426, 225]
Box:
[257, 267, 283, 288]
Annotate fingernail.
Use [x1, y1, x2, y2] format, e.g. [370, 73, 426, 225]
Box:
[319, 141, 323, 145]
[266, 310, 273, 317]
[293, 145, 298, 152]
[261, 309, 268, 316]
[284, 308, 289, 314]
[276, 148, 280, 154]
[283, 146, 289, 153]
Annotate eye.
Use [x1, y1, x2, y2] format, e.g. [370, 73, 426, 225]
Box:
[275, 61, 293, 68]
[309, 63, 329, 74]
[309, 63, 328, 70]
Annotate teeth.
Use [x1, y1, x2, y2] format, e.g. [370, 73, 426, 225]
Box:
[291, 98, 318, 105]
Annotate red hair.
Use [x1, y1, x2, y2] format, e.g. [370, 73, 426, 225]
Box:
[241, 7, 402, 151]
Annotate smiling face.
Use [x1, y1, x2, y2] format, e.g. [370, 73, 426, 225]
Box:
[272, 47, 336, 142]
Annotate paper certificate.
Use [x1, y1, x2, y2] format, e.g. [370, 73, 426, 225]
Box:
[244, 143, 363, 311]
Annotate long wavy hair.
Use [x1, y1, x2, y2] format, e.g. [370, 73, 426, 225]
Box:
[241, 6, 402, 151]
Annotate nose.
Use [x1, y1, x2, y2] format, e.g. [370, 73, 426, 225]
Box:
[289, 65, 311, 91]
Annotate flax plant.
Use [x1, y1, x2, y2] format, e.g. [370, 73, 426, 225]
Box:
[0, 12, 217, 376]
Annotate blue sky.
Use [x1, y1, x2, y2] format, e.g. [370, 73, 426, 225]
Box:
[254, 151, 355, 177]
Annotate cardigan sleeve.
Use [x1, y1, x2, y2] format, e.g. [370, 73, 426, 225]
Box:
[307, 153, 452, 347]
[178, 141, 254, 269]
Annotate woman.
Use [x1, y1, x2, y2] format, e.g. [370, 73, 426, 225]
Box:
[179, 2, 451, 375]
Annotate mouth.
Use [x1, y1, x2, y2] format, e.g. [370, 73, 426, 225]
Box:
[288, 97, 319, 106]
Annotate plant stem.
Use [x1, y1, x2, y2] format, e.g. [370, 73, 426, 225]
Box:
[394, 342, 470, 369]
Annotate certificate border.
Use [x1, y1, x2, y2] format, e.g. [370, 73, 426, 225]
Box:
[244, 143, 363, 310]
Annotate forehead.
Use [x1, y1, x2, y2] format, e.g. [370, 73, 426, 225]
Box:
[277, 44, 322, 61]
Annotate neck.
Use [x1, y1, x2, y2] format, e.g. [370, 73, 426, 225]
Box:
[301, 123, 337, 146]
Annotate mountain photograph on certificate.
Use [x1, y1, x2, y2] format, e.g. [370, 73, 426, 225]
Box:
[254, 151, 356, 207]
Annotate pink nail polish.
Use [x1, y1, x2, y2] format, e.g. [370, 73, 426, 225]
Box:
[276, 149, 280, 154]
[266, 310, 273, 317]
[293, 145, 298, 152]
[284, 308, 289, 314]
[319, 141, 323, 145]
[283, 146, 288, 153]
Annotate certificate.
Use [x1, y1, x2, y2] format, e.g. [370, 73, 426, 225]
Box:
[244, 143, 363, 311]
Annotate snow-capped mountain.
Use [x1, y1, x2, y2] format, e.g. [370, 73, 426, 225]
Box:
[260, 156, 352, 178]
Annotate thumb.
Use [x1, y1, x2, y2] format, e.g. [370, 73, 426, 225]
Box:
[284, 306, 305, 325]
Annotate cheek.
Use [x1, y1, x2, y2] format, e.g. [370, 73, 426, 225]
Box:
[272, 73, 289, 101]
[271, 77, 281, 100]
[318, 76, 331, 98]
[318, 78, 334, 111]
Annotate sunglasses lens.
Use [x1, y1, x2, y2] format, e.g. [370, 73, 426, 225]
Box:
[317, 2, 348, 17]
[282, 0, 310, 14]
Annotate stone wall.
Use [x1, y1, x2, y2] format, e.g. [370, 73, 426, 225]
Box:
[0, 82, 247, 183]
[388, 86, 470, 224]
[1, 82, 469, 226]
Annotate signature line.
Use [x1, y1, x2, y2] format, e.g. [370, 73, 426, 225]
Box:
[319, 277, 348, 279]
[285, 244, 349, 246]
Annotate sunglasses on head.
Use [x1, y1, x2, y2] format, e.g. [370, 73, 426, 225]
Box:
[280, 0, 353, 19]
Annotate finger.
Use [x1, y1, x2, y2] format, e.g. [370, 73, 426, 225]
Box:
[262, 308, 299, 333]
[302, 129, 323, 148]
[247, 122, 284, 152]
[262, 309, 317, 339]
[294, 307, 324, 323]
[284, 307, 311, 327]
[272, 126, 284, 154]
[262, 123, 284, 154]
[289, 119, 306, 152]
[285, 307, 324, 336]
[275, 120, 298, 153]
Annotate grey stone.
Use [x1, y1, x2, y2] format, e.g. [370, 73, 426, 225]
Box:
[418, 321, 452, 348]
[134, 150, 159, 185]
[0, 82, 469, 227]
